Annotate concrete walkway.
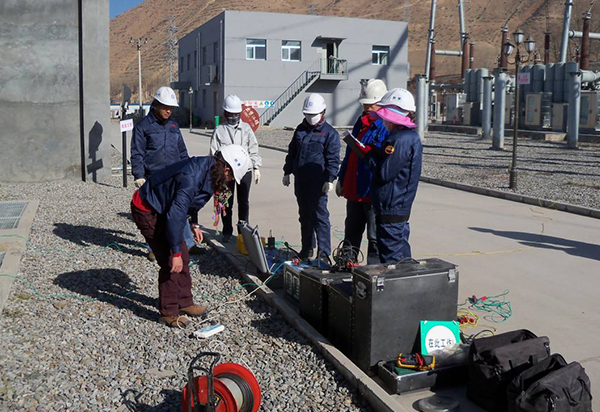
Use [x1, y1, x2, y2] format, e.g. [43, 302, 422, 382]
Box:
[182, 129, 600, 411]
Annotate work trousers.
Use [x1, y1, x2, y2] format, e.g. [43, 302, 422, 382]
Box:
[295, 179, 331, 257]
[344, 200, 379, 263]
[131, 203, 193, 316]
[376, 220, 411, 264]
[222, 170, 252, 236]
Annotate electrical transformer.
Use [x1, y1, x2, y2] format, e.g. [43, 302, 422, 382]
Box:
[580, 91, 600, 131]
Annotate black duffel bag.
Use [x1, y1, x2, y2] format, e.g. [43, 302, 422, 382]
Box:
[507, 353, 592, 412]
[467, 329, 551, 411]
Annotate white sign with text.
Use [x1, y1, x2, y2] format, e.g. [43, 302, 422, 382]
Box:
[120, 119, 134, 133]
[517, 73, 531, 85]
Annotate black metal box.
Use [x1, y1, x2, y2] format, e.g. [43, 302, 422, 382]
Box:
[377, 361, 468, 394]
[283, 263, 303, 304]
[351, 259, 459, 372]
[326, 279, 353, 357]
[299, 268, 351, 335]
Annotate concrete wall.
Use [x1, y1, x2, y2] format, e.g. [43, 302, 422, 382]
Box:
[178, 14, 224, 123]
[0, 0, 110, 183]
[179, 11, 409, 127]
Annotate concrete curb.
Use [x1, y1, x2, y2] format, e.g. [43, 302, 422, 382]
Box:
[0, 200, 40, 315]
[420, 176, 600, 219]
[204, 236, 408, 412]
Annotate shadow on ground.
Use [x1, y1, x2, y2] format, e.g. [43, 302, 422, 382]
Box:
[53, 269, 158, 321]
[53, 222, 146, 257]
[470, 227, 600, 262]
[121, 389, 181, 412]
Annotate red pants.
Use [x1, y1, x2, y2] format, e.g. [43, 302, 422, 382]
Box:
[131, 202, 193, 316]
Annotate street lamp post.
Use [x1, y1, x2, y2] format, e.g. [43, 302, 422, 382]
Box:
[504, 31, 536, 189]
[189, 87, 194, 132]
[130, 37, 148, 115]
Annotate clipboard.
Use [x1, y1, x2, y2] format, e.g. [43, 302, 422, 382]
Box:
[343, 130, 368, 159]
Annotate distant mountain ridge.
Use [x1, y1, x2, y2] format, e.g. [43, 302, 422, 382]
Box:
[110, 0, 580, 102]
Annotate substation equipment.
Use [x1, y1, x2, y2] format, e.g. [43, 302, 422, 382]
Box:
[416, 0, 600, 149]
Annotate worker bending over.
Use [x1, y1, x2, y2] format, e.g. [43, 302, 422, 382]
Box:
[337, 79, 388, 263]
[210, 95, 262, 243]
[283, 94, 340, 261]
[131, 145, 251, 328]
[360, 88, 422, 263]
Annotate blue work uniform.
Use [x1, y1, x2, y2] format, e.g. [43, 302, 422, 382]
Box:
[139, 157, 215, 255]
[283, 120, 340, 257]
[365, 128, 422, 263]
[130, 111, 189, 180]
[131, 110, 194, 248]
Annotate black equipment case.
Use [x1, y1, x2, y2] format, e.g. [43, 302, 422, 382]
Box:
[326, 279, 354, 357]
[351, 259, 459, 372]
[299, 268, 352, 336]
[377, 361, 468, 395]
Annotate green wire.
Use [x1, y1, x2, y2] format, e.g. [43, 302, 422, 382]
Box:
[0, 273, 97, 302]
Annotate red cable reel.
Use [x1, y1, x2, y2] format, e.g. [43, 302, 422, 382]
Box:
[182, 352, 261, 412]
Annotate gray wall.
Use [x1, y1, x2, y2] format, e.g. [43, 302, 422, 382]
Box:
[0, 0, 110, 183]
[178, 14, 224, 123]
[179, 11, 409, 127]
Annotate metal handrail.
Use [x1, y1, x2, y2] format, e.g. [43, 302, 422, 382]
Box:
[259, 60, 322, 125]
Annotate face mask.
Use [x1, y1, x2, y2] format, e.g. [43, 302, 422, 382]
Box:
[226, 115, 240, 126]
[304, 113, 322, 126]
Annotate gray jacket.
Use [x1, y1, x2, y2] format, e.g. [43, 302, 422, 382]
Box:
[209, 121, 262, 170]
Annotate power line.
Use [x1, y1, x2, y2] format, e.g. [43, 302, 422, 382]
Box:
[473, 0, 493, 23]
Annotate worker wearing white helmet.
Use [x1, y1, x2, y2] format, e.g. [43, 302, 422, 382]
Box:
[131, 86, 200, 258]
[131, 145, 251, 328]
[283, 93, 340, 261]
[349, 87, 422, 263]
[209, 94, 262, 243]
[336, 79, 389, 263]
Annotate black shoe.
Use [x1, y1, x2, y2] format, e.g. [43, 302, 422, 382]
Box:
[222, 234, 232, 244]
[298, 248, 314, 260]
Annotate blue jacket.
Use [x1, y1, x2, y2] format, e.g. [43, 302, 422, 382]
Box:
[283, 120, 340, 183]
[338, 115, 388, 201]
[139, 157, 215, 254]
[131, 111, 189, 180]
[367, 129, 422, 217]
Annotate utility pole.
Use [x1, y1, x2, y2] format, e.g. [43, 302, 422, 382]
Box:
[130, 37, 148, 114]
[164, 16, 178, 84]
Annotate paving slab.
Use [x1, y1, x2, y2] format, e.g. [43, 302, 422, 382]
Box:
[183, 130, 600, 411]
[0, 200, 39, 315]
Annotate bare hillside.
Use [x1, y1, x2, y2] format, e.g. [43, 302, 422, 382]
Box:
[110, 0, 588, 102]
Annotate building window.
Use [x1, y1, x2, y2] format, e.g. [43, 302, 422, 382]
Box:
[202, 46, 207, 66]
[202, 89, 207, 108]
[180, 57, 184, 73]
[194, 50, 197, 68]
[282, 40, 301, 62]
[187, 54, 191, 71]
[372, 46, 389, 65]
[213, 42, 219, 63]
[246, 39, 266, 60]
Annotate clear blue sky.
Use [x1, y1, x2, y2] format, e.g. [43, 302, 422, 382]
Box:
[110, 0, 145, 19]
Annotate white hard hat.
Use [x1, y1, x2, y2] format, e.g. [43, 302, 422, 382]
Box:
[302, 94, 326, 114]
[153, 86, 178, 107]
[359, 79, 388, 105]
[219, 144, 251, 184]
[376, 88, 416, 113]
[223, 94, 242, 114]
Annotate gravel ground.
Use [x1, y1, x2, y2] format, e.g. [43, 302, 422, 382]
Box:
[0, 173, 372, 411]
[254, 128, 600, 210]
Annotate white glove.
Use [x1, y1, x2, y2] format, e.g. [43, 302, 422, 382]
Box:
[134, 178, 146, 188]
[254, 169, 260, 185]
[322, 182, 335, 194]
[282, 174, 291, 187]
[335, 180, 343, 197]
